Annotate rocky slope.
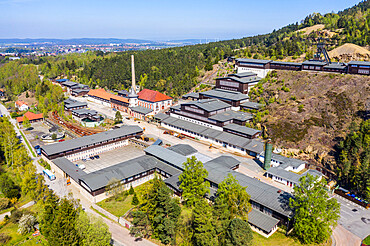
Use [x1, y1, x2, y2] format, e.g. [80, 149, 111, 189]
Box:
[251, 70, 370, 168]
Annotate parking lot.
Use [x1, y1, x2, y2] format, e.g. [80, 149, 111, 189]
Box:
[74, 144, 145, 174]
[23, 121, 52, 147]
[333, 193, 370, 239]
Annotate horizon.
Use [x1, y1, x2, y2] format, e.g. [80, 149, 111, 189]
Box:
[0, 0, 361, 40]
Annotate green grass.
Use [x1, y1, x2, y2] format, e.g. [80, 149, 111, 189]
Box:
[0, 193, 33, 215]
[0, 221, 47, 246]
[252, 231, 331, 246]
[363, 235, 370, 245]
[18, 130, 36, 158]
[97, 181, 153, 218]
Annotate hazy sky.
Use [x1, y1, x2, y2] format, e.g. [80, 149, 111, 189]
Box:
[0, 0, 361, 40]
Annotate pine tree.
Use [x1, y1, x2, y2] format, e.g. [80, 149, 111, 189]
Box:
[132, 192, 139, 205]
[225, 218, 253, 246]
[192, 199, 218, 246]
[179, 156, 210, 207]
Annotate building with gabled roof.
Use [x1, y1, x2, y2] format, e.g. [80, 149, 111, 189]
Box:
[137, 89, 173, 114]
[215, 72, 261, 94]
[16, 111, 43, 124]
[15, 100, 29, 111]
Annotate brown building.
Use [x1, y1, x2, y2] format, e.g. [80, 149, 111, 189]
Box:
[348, 61, 370, 75]
[270, 61, 302, 71]
[199, 89, 249, 108]
[302, 60, 327, 71]
[215, 72, 261, 94]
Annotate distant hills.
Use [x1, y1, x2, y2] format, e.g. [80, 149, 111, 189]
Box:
[0, 38, 217, 46]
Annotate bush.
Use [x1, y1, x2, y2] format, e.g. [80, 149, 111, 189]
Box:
[0, 233, 11, 244]
[131, 193, 139, 206]
[10, 209, 24, 223]
[298, 104, 304, 113]
[129, 186, 135, 195]
[18, 214, 36, 234]
[0, 198, 10, 210]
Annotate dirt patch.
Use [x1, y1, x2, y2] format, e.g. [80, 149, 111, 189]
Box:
[296, 24, 325, 35]
[17, 91, 37, 106]
[328, 43, 370, 61]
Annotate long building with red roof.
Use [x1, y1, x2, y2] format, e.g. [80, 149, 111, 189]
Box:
[17, 111, 43, 124]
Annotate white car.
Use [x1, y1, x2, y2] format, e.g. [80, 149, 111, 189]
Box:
[79, 164, 86, 170]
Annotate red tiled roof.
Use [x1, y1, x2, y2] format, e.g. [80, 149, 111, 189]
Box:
[88, 88, 129, 103]
[110, 94, 129, 103]
[17, 111, 43, 123]
[137, 89, 172, 103]
[87, 88, 112, 101]
[15, 100, 27, 107]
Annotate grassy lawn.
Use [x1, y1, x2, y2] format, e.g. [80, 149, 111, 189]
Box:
[0, 193, 33, 215]
[363, 235, 370, 245]
[97, 181, 153, 218]
[252, 231, 331, 246]
[0, 221, 47, 246]
[18, 130, 36, 158]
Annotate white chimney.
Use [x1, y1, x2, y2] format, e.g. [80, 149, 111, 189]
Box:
[131, 55, 136, 93]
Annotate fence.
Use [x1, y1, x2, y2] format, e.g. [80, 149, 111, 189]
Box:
[91, 203, 132, 229]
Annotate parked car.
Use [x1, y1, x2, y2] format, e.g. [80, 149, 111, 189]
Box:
[90, 156, 95, 160]
[94, 155, 100, 159]
[82, 159, 87, 162]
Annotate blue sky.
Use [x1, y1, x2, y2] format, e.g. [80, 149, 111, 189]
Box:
[0, 0, 361, 40]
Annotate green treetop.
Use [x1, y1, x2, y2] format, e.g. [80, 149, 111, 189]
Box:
[289, 174, 340, 244]
[179, 156, 210, 207]
[22, 115, 31, 129]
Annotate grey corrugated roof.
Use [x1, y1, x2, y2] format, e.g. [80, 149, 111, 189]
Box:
[72, 108, 98, 116]
[217, 75, 261, 84]
[161, 116, 264, 154]
[209, 111, 253, 122]
[266, 167, 301, 183]
[42, 125, 143, 156]
[270, 153, 306, 168]
[271, 61, 302, 66]
[182, 92, 200, 99]
[62, 81, 78, 87]
[223, 124, 261, 137]
[324, 63, 347, 69]
[80, 155, 181, 191]
[302, 60, 327, 66]
[168, 144, 197, 156]
[144, 145, 188, 170]
[183, 99, 230, 112]
[248, 209, 279, 232]
[227, 72, 257, 78]
[240, 101, 263, 110]
[53, 157, 86, 182]
[64, 100, 88, 109]
[348, 60, 370, 66]
[204, 155, 240, 169]
[200, 89, 249, 101]
[130, 106, 153, 115]
[153, 113, 170, 121]
[236, 58, 272, 64]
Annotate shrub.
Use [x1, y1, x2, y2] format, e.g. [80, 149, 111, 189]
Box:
[0, 198, 10, 210]
[129, 186, 135, 195]
[0, 233, 11, 244]
[18, 214, 36, 234]
[131, 193, 139, 206]
[298, 104, 304, 113]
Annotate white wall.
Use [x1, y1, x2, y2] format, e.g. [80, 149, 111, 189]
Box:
[170, 113, 223, 131]
[66, 139, 129, 162]
[87, 96, 111, 107]
[237, 66, 272, 78]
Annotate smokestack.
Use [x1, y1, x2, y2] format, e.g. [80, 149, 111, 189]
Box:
[131, 55, 136, 93]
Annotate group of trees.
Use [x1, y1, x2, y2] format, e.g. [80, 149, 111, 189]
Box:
[337, 119, 370, 200]
[35, 80, 65, 117]
[40, 196, 111, 246]
[130, 157, 253, 246]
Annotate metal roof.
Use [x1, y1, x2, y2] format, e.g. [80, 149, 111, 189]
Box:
[53, 157, 86, 182]
[168, 144, 197, 156]
[270, 153, 306, 168]
[227, 72, 257, 78]
[144, 145, 188, 170]
[217, 74, 261, 84]
[266, 167, 301, 183]
[236, 58, 272, 64]
[200, 89, 249, 102]
[348, 60, 370, 66]
[72, 108, 98, 116]
[271, 61, 302, 66]
[223, 123, 261, 137]
[324, 63, 347, 69]
[79, 155, 181, 191]
[62, 81, 78, 87]
[302, 60, 327, 66]
[248, 208, 279, 232]
[182, 99, 231, 112]
[64, 99, 88, 109]
[209, 110, 253, 122]
[240, 101, 263, 110]
[41, 125, 143, 156]
[161, 116, 264, 154]
[153, 113, 170, 121]
[130, 106, 153, 115]
[182, 92, 200, 99]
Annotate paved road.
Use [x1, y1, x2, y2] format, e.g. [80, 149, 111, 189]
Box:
[332, 224, 362, 246]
